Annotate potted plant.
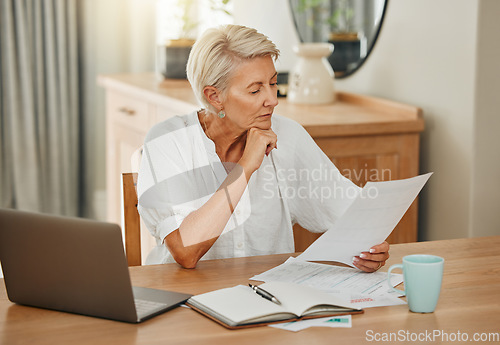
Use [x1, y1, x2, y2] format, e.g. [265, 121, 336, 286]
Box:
[291, 0, 364, 74]
[326, 0, 364, 73]
[158, 0, 232, 79]
[294, 0, 331, 42]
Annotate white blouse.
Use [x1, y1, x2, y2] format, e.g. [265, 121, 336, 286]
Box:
[137, 111, 360, 265]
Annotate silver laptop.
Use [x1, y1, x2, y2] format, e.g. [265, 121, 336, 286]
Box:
[0, 208, 191, 323]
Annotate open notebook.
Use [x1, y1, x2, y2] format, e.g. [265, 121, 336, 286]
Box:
[187, 281, 362, 329]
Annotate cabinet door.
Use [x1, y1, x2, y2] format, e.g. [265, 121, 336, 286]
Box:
[110, 124, 159, 264]
[293, 132, 420, 251]
[105, 91, 150, 225]
[107, 124, 145, 225]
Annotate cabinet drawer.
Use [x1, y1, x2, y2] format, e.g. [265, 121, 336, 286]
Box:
[108, 92, 151, 132]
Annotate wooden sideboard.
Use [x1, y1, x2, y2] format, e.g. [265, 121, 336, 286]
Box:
[98, 73, 424, 257]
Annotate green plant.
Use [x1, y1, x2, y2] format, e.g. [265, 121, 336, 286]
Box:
[296, 0, 327, 29]
[328, 0, 355, 33]
[209, 0, 232, 16]
[176, 0, 198, 39]
[175, 0, 232, 39]
[296, 0, 357, 34]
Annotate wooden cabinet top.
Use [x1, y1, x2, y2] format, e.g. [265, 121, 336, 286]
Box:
[98, 73, 424, 138]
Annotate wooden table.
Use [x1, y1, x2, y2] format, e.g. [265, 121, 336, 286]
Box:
[1, 237, 500, 344]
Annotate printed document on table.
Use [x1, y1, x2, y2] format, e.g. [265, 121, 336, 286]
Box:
[297, 173, 433, 265]
[251, 257, 404, 301]
[269, 315, 352, 332]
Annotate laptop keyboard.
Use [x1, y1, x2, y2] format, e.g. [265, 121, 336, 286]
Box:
[134, 298, 169, 317]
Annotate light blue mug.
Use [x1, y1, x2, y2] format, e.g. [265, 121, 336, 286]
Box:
[387, 254, 444, 313]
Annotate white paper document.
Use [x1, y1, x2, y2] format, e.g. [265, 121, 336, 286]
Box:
[251, 257, 403, 298]
[269, 315, 352, 332]
[297, 173, 433, 265]
[348, 293, 406, 309]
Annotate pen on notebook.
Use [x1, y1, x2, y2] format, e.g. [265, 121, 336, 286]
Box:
[248, 284, 281, 305]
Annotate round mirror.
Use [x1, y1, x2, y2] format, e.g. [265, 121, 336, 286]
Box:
[289, 0, 388, 78]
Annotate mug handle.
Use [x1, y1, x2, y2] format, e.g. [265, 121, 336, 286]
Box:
[387, 264, 406, 296]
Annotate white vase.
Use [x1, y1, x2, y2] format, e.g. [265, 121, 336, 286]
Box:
[287, 43, 336, 104]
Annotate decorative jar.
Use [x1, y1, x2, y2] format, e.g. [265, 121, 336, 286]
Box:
[287, 43, 336, 104]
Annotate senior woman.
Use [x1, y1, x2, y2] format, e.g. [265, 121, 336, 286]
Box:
[137, 24, 389, 271]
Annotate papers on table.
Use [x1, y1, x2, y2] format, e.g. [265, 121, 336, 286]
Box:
[269, 315, 352, 332]
[251, 258, 402, 295]
[348, 293, 406, 309]
[251, 257, 405, 309]
[256, 258, 406, 331]
[253, 173, 432, 333]
[297, 173, 433, 265]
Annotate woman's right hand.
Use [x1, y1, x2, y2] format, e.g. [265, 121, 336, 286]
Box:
[239, 127, 277, 177]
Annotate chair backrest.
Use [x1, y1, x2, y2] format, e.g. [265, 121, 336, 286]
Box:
[122, 172, 141, 266]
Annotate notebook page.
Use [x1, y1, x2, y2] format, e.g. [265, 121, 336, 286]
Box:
[261, 282, 357, 316]
[189, 285, 291, 324]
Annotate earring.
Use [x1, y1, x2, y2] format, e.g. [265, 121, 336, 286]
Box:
[218, 109, 225, 118]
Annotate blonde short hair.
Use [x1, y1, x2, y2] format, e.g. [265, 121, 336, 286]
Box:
[186, 24, 280, 115]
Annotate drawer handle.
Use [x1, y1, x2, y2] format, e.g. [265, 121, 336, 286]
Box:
[118, 107, 136, 116]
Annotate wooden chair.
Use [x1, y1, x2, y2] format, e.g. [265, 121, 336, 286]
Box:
[122, 172, 141, 266]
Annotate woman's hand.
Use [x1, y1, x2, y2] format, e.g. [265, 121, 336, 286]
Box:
[352, 241, 390, 273]
[239, 127, 277, 176]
